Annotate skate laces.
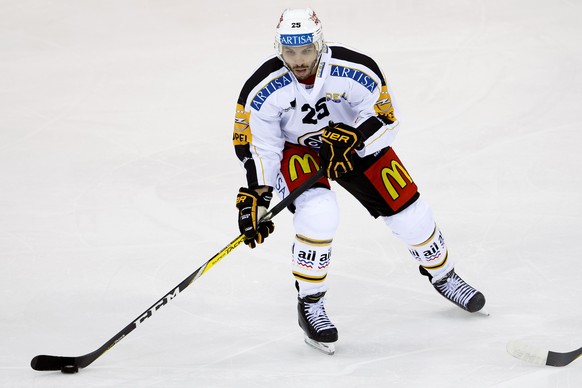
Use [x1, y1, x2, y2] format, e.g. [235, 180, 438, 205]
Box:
[303, 297, 336, 332]
[434, 272, 478, 308]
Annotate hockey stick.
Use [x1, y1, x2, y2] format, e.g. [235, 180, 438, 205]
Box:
[31, 169, 325, 373]
[507, 340, 582, 367]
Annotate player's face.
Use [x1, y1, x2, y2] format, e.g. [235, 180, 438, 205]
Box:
[281, 44, 319, 80]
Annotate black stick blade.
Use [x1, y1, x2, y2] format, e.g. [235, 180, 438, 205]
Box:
[546, 347, 582, 367]
[31, 355, 77, 371]
[507, 341, 582, 367]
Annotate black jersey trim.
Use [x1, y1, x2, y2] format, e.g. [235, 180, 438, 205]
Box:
[329, 45, 386, 86]
[237, 57, 286, 106]
[234, 144, 259, 188]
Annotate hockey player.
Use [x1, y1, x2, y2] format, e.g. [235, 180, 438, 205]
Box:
[233, 8, 486, 354]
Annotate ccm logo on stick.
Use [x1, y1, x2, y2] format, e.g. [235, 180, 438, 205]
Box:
[133, 288, 181, 327]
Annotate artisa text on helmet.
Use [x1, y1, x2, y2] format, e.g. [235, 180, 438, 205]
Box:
[280, 33, 314, 46]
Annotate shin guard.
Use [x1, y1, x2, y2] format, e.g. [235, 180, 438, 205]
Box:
[292, 234, 333, 297]
[383, 198, 454, 281]
[408, 226, 453, 282]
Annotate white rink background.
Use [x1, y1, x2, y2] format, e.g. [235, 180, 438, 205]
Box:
[1, 0, 581, 387]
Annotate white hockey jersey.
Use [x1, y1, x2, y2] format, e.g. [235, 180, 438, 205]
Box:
[233, 43, 400, 188]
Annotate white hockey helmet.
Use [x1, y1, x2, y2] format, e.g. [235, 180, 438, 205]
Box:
[274, 8, 324, 57]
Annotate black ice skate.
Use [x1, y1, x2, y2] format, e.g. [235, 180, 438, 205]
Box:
[419, 266, 487, 314]
[298, 292, 338, 355]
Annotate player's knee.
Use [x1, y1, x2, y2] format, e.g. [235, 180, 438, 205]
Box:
[382, 198, 435, 245]
[384, 198, 454, 279]
[293, 188, 339, 239]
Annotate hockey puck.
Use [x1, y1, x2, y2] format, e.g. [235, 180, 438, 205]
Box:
[61, 365, 79, 374]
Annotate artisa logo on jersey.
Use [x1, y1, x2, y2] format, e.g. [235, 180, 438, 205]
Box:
[251, 73, 293, 111]
[330, 65, 377, 93]
[279, 33, 313, 46]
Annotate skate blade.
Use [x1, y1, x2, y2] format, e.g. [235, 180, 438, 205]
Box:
[476, 307, 490, 316]
[304, 336, 335, 355]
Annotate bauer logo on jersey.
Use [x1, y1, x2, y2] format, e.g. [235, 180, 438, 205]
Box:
[279, 33, 313, 46]
[251, 73, 293, 111]
[330, 65, 377, 93]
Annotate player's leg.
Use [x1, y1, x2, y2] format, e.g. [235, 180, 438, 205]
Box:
[278, 143, 339, 345]
[383, 198, 485, 312]
[337, 147, 485, 313]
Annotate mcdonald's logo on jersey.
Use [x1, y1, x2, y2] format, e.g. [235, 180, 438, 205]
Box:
[364, 148, 418, 211]
[288, 153, 320, 182]
[381, 160, 414, 201]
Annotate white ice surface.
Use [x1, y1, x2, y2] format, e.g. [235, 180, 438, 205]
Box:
[1, 0, 581, 387]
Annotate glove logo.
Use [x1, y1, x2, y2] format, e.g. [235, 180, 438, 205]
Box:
[322, 130, 352, 144]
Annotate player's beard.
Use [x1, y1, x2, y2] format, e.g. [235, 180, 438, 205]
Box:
[292, 59, 318, 81]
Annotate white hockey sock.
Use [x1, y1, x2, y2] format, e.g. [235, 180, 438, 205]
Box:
[408, 226, 453, 282]
[291, 187, 339, 297]
[292, 234, 333, 297]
